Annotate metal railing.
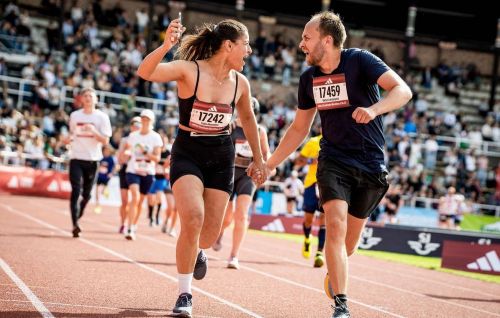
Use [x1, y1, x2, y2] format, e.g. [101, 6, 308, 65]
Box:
[405, 195, 500, 218]
[0, 150, 67, 171]
[406, 132, 500, 158]
[0, 75, 176, 116]
[0, 33, 30, 53]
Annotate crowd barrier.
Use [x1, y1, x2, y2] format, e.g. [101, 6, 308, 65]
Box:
[0, 164, 71, 199]
[248, 214, 500, 258]
[442, 241, 500, 275]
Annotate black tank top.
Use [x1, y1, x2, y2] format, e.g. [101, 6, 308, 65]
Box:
[231, 122, 255, 168]
[178, 61, 238, 134]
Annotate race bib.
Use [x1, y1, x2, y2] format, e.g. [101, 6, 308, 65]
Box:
[134, 160, 150, 175]
[235, 139, 253, 158]
[313, 74, 350, 110]
[75, 122, 95, 138]
[189, 99, 232, 132]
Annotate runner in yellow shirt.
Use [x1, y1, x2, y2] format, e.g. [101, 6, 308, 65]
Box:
[295, 133, 325, 267]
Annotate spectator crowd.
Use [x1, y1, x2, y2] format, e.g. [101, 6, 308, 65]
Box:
[1, 0, 500, 215]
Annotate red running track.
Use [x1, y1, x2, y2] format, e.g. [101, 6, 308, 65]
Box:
[0, 194, 499, 317]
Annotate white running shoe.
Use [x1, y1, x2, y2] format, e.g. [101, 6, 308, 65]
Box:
[125, 228, 136, 241]
[227, 257, 239, 269]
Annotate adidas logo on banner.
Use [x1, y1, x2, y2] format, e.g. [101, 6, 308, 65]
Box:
[261, 219, 285, 232]
[7, 176, 19, 188]
[208, 106, 218, 112]
[325, 78, 333, 85]
[466, 251, 500, 272]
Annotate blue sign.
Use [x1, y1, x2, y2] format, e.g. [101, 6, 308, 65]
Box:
[255, 190, 272, 214]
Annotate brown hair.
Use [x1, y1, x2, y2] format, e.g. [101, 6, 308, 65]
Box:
[176, 19, 248, 61]
[312, 11, 347, 49]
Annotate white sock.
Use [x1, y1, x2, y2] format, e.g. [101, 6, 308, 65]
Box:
[178, 273, 193, 295]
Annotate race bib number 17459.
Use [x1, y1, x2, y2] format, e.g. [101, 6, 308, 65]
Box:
[313, 74, 350, 111]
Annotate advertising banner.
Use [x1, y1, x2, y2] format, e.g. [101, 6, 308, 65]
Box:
[441, 241, 500, 275]
[249, 214, 500, 257]
[0, 165, 71, 199]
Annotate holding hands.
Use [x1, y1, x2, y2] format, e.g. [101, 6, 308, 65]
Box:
[246, 159, 272, 186]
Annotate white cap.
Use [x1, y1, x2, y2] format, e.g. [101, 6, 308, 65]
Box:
[131, 116, 142, 127]
[140, 109, 155, 122]
[291, 170, 298, 177]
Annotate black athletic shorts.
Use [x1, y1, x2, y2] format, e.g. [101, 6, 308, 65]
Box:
[230, 167, 256, 200]
[119, 164, 128, 189]
[316, 156, 389, 219]
[170, 129, 235, 195]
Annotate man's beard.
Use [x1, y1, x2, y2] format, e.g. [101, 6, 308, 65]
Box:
[308, 42, 324, 66]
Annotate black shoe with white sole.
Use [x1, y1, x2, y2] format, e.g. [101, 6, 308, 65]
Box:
[172, 293, 192, 317]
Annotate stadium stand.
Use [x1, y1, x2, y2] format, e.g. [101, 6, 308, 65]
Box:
[1, 0, 500, 218]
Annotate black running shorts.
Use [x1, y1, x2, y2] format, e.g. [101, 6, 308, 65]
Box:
[316, 156, 389, 219]
[170, 130, 235, 195]
[119, 165, 128, 189]
[230, 167, 256, 200]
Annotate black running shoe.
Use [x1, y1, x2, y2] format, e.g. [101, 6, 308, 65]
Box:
[72, 226, 81, 238]
[172, 293, 192, 317]
[331, 298, 350, 318]
[193, 250, 208, 280]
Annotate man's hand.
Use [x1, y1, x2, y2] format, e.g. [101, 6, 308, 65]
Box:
[246, 159, 269, 186]
[83, 124, 99, 136]
[352, 107, 377, 124]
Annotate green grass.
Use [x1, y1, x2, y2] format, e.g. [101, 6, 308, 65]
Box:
[460, 214, 500, 232]
[249, 229, 500, 284]
[357, 250, 500, 284]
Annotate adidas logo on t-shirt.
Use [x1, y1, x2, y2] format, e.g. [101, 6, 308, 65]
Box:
[325, 78, 334, 85]
[208, 106, 218, 112]
[466, 251, 500, 272]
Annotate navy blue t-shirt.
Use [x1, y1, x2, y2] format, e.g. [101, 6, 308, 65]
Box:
[98, 156, 115, 178]
[298, 48, 389, 173]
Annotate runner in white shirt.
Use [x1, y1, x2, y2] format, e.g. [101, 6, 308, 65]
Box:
[68, 87, 112, 238]
[438, 186, 464, 230]
[116, 116, 142, 234]
[283, 170, 304, 216]
[123, 109, 163, 240]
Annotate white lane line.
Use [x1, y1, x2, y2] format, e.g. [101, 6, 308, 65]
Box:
[239, 263, 406, 317]
[0, 258, 55, 318]
[0, 299, 221, 318]
[2, 204, 263, 318]
[239, 237, 500, 317]
[41, 204, 500, 317]
[49, 208, 405, 318]
[243, 233, 500, 298]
